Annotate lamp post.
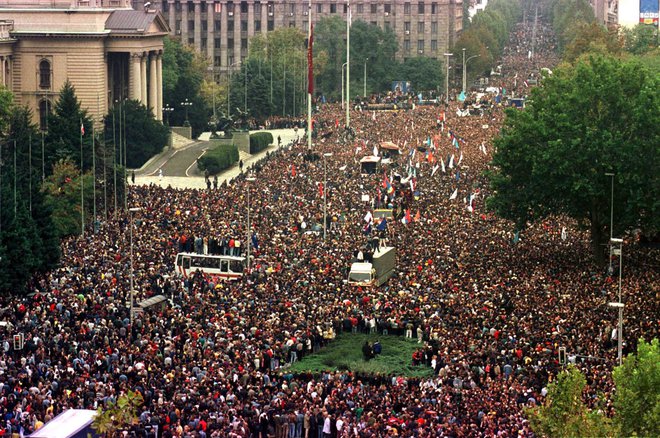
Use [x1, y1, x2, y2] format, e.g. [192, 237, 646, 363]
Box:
[605, 172, 615, 274]
[363, 57, 369, 97]
[129, 207, 142, 327]
[246, 176, 256, 271]
[609, 237, 624, 366]
[345, 0, 351, 128]
[443, 53, 453, 105]
[163, 105, 174, 126]
[462, 48, 480, 94]
[180, 98, 192, 125]
[341, 62, 348, 109]
[323, 152, 333, 240]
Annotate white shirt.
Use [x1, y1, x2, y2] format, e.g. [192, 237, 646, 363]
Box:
[323, 417, 332, 434]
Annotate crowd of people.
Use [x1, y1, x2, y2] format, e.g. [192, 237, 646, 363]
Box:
[0, 17, 657, 438]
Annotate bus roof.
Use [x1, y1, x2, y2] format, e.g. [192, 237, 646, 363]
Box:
[176, 252, 245, 261]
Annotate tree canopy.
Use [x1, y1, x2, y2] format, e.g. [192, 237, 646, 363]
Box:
[488, 54, 660, 263]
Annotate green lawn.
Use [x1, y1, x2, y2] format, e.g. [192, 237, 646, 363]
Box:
[289, 333, 434, 378]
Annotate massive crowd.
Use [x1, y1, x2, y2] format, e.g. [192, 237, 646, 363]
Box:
[0, 19, 657, 438]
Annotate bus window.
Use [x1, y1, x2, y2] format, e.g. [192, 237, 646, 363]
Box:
[230, 260, 244, 273]
[182, 257, 191, 269]
[176, 254, 182, 266]
[220, 260, 229, 272]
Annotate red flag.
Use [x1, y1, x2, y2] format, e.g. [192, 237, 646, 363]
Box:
[382, 173, 389, 189]
[405, 209, 411, 224]
[318, 182, 324, 198]
[414, 211, 421, 222]
[307, 24, 314, 95]
[80, 120, 85, 136]
[291, 164, 296, 177]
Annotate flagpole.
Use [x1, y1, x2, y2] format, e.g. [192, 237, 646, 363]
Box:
[93, 95, 97, 231]
[80, 118, 84, 236]
[345, 0, 350, 128]
[307, 0, 313, 151]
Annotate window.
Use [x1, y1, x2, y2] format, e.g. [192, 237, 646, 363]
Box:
[241, 38, 247, 49]
[228, 38, 234, 49]
[316, 4, 322, 13]
[432, 2, 438, 14]
[431, 40, 438, 51]
[228, 20, 234, 31]
[267, 20, 274, 31]
[201, 38, 207, 49]
[39, 59, 51, 89]
[356, 3, 363, 13]
[404, 2, 411, 14]
[214, 56, 220, 67]
[175, 1, 181, 11]
[254, 3, 261, 15]
[289, 3, 295, 14]
[404, 22, 411, 32]
[431, 21, 438, 34]
[404, 40, 411, 51]
[230, 260, 244, 273]
[370, 21, 377, 26]
[175, 20, 181, 31]
[228, 55, 234, 65]
[418, 2, 425, 14]
[215, 20, 221, 31]
[215, 38, 220, 48]
[188, 20, 194, 30]
[384, 21, 391, 30]
[241, 1, 248, 13]
[255, 20, 261, 31]
[371, 3, 377, 14]
[202, 21, 207, 31]
[418, 21, 425, 33]
[188, 37, 194, 45]
[418, 40, 424, 51]
[220, 260, 229, 272]
[182, 257, 191, 269]
[241, 20, 247, 31]
[343, 3, 348, 13]
[162, 1, 169, 12]
[302, 20, 308, 30]
[201, 2, 207, 13]
[330, 3, 336, 13]
[39, 99, 51, 131]
[288, 21, 295, 27]
[227, 2, 234, 14]
[384, 3, 391, 14]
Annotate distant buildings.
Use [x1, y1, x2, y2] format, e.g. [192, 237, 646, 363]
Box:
[146, 0, 464, 73]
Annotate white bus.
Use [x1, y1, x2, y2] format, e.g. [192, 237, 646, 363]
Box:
[175, 252, 245, 281]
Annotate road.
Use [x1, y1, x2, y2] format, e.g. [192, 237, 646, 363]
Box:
[133, 128, 300, 190]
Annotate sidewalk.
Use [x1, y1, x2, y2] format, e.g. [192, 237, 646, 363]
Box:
[133, 128, 300, 190]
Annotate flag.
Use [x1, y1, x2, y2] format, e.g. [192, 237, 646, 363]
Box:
[339, 164, 347, 171]
[448, 154, 454, 169]
[458, 91, 466, 102]
[440, 110, 446, 122]
[376, 217, 388, 231]
[307, 24, 314, 95]
[363, 222, 372, 235]
[291, 164, 296, 177]
[523, 80, 529, 87]
[364, 210, 373, 224]
[458, 152, 463, 166]
[214, 2, 222, 13]
[561, 227, 567, 241]
[440, 157, 446, 173]
[513, 231, 520, 244]
[414, 210, 420, 222]
[449, 188, 458, 200]
[373, 144, 378, 157]
[452, 136, 459, 149]
[80, 120, 85, 136]
[372, 111, 376, 121]
[382, 173, 389, 189]
[402, 209, 411, 225]
[318, 182, 324, 198]
[431, 164, 439, 176]
[427, 150, 434, 163]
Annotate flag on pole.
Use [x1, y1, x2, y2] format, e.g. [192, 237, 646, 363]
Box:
[376, 217, 388, 231]
[458, 152, 463, 166]
[561, 227, 567, 241]
[431, 164, 440, 176]
[373, 144, 378, 157]
[80, 120, 85, 136]
[364, 210, 373, 224]
[318, 182, 324, 198]
[414, 210, 421, 222]
[448, 154, 454, 169]
[291, 164, 297, 177]
[440, 157, 446, 173]
[251, 233, 259, 250]
[449, 188, 458, 200]
[307, 24, 314, 95]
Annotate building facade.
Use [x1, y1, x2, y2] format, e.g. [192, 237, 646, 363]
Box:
[148, 0, 462, 73]
[0, 0, 169, 130]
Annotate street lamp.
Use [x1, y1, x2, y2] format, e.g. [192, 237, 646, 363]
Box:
[163, 105, 174, 126]
[346, 0, 351, 128]
[443, 53, 453, 105]
[323, 152, 333, 240]
[246, 176, 256, 271]
[462, 48, 480, 94]
[363, 57, 369, 98]
[605, 172, 615, 274]
[180, 98, 192, 125]
[609, 237, 624, 366]
[129, 207, 142, 328]
[341, 62, 348, 109]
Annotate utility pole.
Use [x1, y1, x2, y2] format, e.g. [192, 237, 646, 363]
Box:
[345, 0, 351, 128]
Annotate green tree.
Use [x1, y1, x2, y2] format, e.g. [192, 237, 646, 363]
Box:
[314, 15, 347, 100]
[563, 22, 622, 63]
[92, 390, 144, 437]
[612, 338, 660, 437]
[527, 366, 612, 437]
[0, 199, 42, 294]
[552, 0, 595, 50]
[45, 81, 94, 173]
[104, 100, 169, 168]
[488, 55, 660, 263]
[42, 159, 95, 237]
[162, 36, 209, 137]
[622, 24, 659, 55]
[394, 57, 443, 92]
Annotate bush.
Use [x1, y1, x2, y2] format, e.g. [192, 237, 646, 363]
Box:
[249, 132, 274, 154]
[197, 143, 239, 175]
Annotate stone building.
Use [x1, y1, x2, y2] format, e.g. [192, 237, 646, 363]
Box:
[147, 0, 463, 74]
[0, 0, 169, 130]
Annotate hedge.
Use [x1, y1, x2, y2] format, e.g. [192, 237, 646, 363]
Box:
[249, 132, 274, 154]
[197, 143, 239, 175]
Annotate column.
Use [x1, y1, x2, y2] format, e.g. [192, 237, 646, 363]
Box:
[207, 0, 215, 60]
[168, 0, 176, 35]
[156, 52, 163, 121]
[221, 0, 227, 68]
[149, 52, 158, 113]
[141, 53, 148, 105]
[233, 0, 241, 64]
[181, 0, 189, 42]
[1, 57, 5, 87]
[130, 52, 142, 101]
[261, 0, 268, 35]
[194, 0, 202, 51]
[247, 0, 254, 42]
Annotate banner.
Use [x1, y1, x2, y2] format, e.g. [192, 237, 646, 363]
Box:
[640, 0, 659, 23]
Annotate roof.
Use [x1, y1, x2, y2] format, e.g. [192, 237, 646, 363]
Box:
[105, 9, 168, 34]
[360, 156, 381, 163]
[29, 409, 97, 438]
[350, 262, 373, 272]
[379, 141, 400, 151]
[138, 294, 168, 309]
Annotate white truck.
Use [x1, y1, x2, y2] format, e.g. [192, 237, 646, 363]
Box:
[348, 246, 396, 287]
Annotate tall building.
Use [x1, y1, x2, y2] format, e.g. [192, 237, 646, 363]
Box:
[147, 0, 463, 73]
[0, 0, 169, 129]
